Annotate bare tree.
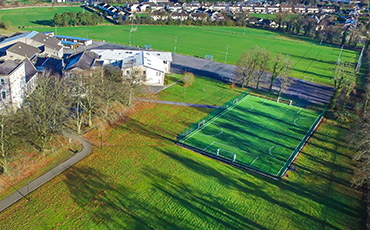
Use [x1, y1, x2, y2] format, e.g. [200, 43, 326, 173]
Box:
[329, 62, 356, 110]
[235, 47, 259, 88]
[24, 75, 71, 150]
[67, 74, 86, 134]
[269, 54, 287, 92]
[0, 106, 19, 174]
[278, 58, 293, 96]
[254, 48, 271, 90]
[364, 84, 370, 114]
[349, 113, 370, 187]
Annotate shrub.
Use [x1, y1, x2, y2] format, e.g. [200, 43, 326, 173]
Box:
[182, 71, 194, 87]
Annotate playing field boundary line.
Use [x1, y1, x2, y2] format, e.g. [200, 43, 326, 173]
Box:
[177, 90, 250, 141]
[177, 142, 280, 181]
[182, 95, 250, 142]
[275, 106, 327, 177]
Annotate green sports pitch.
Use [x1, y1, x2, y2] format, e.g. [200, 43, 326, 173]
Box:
[177, 92, 324, 179]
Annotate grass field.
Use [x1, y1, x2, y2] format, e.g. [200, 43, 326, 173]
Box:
[29, 25, 358, 85]
[0, 6, 82, 28]
[179, 93, 320, 177]
[0, 76, 364, 229]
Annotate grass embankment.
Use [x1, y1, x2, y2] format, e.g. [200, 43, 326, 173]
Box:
[0, 76, 364, 229]
[30, 25, 357, 86]
[0, 137, 82, 201]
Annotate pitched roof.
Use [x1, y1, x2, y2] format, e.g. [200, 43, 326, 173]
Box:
[7, 42, 41, 59]
[41, 56, 64, 76]
[0, 60, 19, 75]
[0, 31, 38, 46]
[24, 58, 37, 82]
[31, 33, 62, 51]
[65, 51, 97, 71]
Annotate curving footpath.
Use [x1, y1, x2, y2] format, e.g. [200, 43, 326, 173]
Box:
[0, 133, 92, 213]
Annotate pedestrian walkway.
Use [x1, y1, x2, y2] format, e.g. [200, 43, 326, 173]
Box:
[138, 99, 221, 109]
[0, 133, 92, 213]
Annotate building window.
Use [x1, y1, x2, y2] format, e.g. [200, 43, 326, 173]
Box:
[1, 91, 5, 99]
[0, 79, 4, 85]
[163, 61, 167, 64]
[156, 72, 161, 76]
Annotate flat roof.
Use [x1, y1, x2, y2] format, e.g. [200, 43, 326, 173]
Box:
[54, 35, 91, 42]
[61, 40, 78, 45]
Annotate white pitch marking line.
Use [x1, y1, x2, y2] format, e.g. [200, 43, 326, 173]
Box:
[294, 117, 300, 127]
[204, 141, 215, 151]
[203, 124, 224, 137]
[249, 156, 259, 166]
[261, 99, 267, 105]
[183, 95, 250, 141]
[297, 108, 302, 114]
[246, 102, 254, 111]
[269, 145, 277, 158]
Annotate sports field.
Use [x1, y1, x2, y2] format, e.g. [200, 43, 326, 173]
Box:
[27, 25, 358, 86]
[178, 93, 320, 178]
[0, 75, 364, 229]
[0, 6, 83, 28]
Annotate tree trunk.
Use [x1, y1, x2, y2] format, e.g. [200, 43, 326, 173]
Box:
[269, 76, 274, 92]
[329, 88, 340, 109]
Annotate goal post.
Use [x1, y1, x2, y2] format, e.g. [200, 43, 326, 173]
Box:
[205, 54, 213, 61]
[198, 120, 206, 128]
[277, 97, 292, 106]
[303, 76, 314, 82]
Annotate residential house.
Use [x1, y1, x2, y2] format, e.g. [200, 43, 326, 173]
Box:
[294, 5, 307, 14]
[151, 3, 166, 11]
[267, 6, 279, 14]
[168, 2, 183, 12]
[170, 12, 189, 21]
[280, 4, 293, 13]
[240, 4, 254, 12]
[229, 4, 240, 13]
[190, 12, 208, 22]
[321, 6, 336, 13]
[307, 6, 320, 14]
[151, 10, 169, 21]
[254, 6, 267, 14]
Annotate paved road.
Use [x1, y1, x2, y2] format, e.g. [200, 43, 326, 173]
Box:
[171, 53, 334, 106]
[0, 133, 92, 213]
[138, 99, 221, 109]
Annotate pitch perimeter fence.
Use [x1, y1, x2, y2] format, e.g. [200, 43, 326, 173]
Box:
[177, 89, 249, 141]
[177, 91, 327, 180]
[276, 105, 327, 178]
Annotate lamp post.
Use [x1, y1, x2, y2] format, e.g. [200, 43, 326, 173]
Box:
[174, 36, 177, 53]
[224, 44, 229, 64]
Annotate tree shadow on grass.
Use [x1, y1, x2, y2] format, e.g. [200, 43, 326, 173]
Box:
[64, 166, 191, 229]
[156, 147, 352, 230]
[141, 166, 270, 230]
[30, 20, 54, 27]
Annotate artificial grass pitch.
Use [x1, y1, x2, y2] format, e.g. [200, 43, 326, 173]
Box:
[178, 94, 320, 178]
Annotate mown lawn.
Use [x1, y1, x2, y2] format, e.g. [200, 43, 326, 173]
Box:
[0, 76, 364, 229]
[0, 6, 82, 28]
[30, 25, 358, 85]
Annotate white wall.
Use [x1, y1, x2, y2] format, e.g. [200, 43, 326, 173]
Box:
[146, 67, 164, 86]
